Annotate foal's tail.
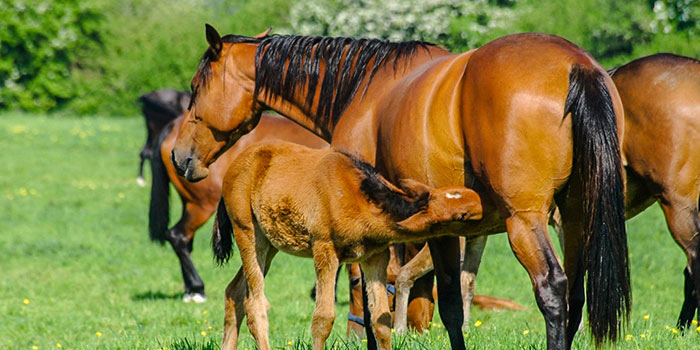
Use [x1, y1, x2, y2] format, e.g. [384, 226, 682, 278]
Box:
[212, 198, 234, 265]
[148, 121, 175, 244]
[565, 64, 630, 345]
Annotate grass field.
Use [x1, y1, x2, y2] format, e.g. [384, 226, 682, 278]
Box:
[1, 113, 699, 349]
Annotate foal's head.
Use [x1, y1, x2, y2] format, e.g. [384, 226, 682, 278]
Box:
[395, 179, 483, 233]
[172, 24, 267, 181]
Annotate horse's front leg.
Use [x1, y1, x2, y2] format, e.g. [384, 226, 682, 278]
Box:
[428, 236, 465, 350]
[311, 242, 340, 350]
[360, 249, 392, 350]
[507, 212, 567, 350]
[394, 243, 433, 334]
[460, 235, 487, 330]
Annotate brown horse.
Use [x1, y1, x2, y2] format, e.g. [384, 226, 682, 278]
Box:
[137, 89, 191, 186]
[148, 112, 327, 302]
[172, 25, 628, 349]
[212, 141, 483, 350]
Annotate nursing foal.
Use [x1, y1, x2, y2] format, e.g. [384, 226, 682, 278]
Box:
[213, 141, 483, 350]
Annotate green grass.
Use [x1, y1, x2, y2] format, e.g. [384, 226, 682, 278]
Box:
[1, 113, 698, 349]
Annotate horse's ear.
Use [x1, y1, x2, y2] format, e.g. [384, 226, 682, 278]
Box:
[399, 179, 432, 198]
[253, 27, 272, 39]
[205, 23, 223, 57]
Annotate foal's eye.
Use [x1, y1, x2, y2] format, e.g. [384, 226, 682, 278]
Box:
[194, 115, 203, 122]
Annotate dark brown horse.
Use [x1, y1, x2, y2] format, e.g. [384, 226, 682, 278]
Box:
[172, 25, 628, 349]
[612, 53, 700, 328]
[148, 112, 326, 302]
[137, 89, 191, 186]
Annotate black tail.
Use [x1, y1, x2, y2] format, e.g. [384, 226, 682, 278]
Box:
[565, 64, 630, 345]
[148, 121, 175, 244]
[212, 198, 234, 265]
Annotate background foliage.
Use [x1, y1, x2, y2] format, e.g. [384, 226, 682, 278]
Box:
[0, 0, 698, 116]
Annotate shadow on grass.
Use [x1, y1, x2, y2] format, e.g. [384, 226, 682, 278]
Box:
[132, 290, 183, 301]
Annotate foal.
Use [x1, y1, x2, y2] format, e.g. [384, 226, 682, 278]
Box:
[213, 141, 483, 350]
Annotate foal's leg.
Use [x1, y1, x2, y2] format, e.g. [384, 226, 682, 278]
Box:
[507, 212, 567, 350]
[360, 249, 392, 350]
[394, 244, 433, 334]
[222, 268, 246, 350]
[460, 235, 487, 330]
[658, 193, 700, 328]
[311, 242, 340, 350]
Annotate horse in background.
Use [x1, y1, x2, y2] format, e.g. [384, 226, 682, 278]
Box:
[212, 141, 483, 350]
[136, 89, 191, 186]
[148, 112, 327, 302]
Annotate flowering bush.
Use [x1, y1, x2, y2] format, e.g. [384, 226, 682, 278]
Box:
[288, 0, 517, 50]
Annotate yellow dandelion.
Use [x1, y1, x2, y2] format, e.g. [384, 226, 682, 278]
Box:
[522, 329, 530, 335]
[19, 187, 27, 196]
[96, 331, 102, 337]
[207, 325, 213, 330]
[56, 344, 62, 349]
[196, 320, 201, 324]
[693, 320, 698, 326]
[643, 314, 649, 321]
[32, 346, 38, 350]
[203, 310, 208, 315]
[411, 334, 417, 338]
[671, 328, 679, 334]
[11, 125, 27, 134]
[640, 333, 646, 339]
[363, 338, 369, 342]
[437, 335, 441, 340]
[436, 323, 442, 328]
[474, 320, 482, 327]
[204, 319, 208, 323]
[23, 299, 30, 304]
[696, 325, 700, 333]
[625, 334, 633, 341]
[391, 328, 395, 334]
[200, 331, 207, 336]
[287, 340, 293, 345]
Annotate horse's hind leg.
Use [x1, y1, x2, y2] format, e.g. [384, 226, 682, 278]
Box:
[311, 242, 339, 350]
[507, 212, 567, 350]
[460, 235, 487, 330]
[658, 193, 700, 328]
[222, 268, 246, 350]
[168, 202, 212, 303]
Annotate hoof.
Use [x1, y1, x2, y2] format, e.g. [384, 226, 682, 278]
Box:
[136, 177, 146, 187]
[183, 293, 207, 303]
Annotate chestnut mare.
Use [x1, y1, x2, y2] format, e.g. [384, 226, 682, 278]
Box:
[148, 112, 327, 301]
[172, 25, 628, 349]
[612, 53, 700, 328]
[212, 141, 483, 350]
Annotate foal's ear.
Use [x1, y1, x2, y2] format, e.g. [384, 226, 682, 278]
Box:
[205, 23, 223, 57]
[253, 27, 272, 39]
[399, 179, 433, 198]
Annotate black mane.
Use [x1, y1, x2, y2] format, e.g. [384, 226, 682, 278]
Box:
[254, 35, 433, 129]
[349, 156, 429, 221]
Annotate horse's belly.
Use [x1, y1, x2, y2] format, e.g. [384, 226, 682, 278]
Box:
[255, 205, 313, 257]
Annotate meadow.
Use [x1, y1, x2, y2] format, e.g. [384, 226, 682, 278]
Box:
[1, 113, 699, 349]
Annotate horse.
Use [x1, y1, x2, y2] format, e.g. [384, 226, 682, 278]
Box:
[137, 89, 191, 186]
[212, 141, 483, 350]
[172, 25, 628, 349]
[417, 52, 700, 334]
[610, 53, 700, 328]
[148, 112, 327, 302]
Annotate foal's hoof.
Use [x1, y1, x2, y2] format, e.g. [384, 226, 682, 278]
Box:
[183, 293, 207, 303]
[136, 177, 146, 187]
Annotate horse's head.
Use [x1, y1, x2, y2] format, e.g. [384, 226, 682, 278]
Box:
[172, 24, 269, 182]
[396, 179, 483, 232]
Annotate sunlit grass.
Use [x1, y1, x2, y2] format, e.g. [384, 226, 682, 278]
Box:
[1, 113, 697, 349]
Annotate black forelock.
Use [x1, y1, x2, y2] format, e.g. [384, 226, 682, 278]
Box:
[254, 35, 433, 129]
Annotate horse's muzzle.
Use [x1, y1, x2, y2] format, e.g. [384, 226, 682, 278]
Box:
[171, 149, 208, 182]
